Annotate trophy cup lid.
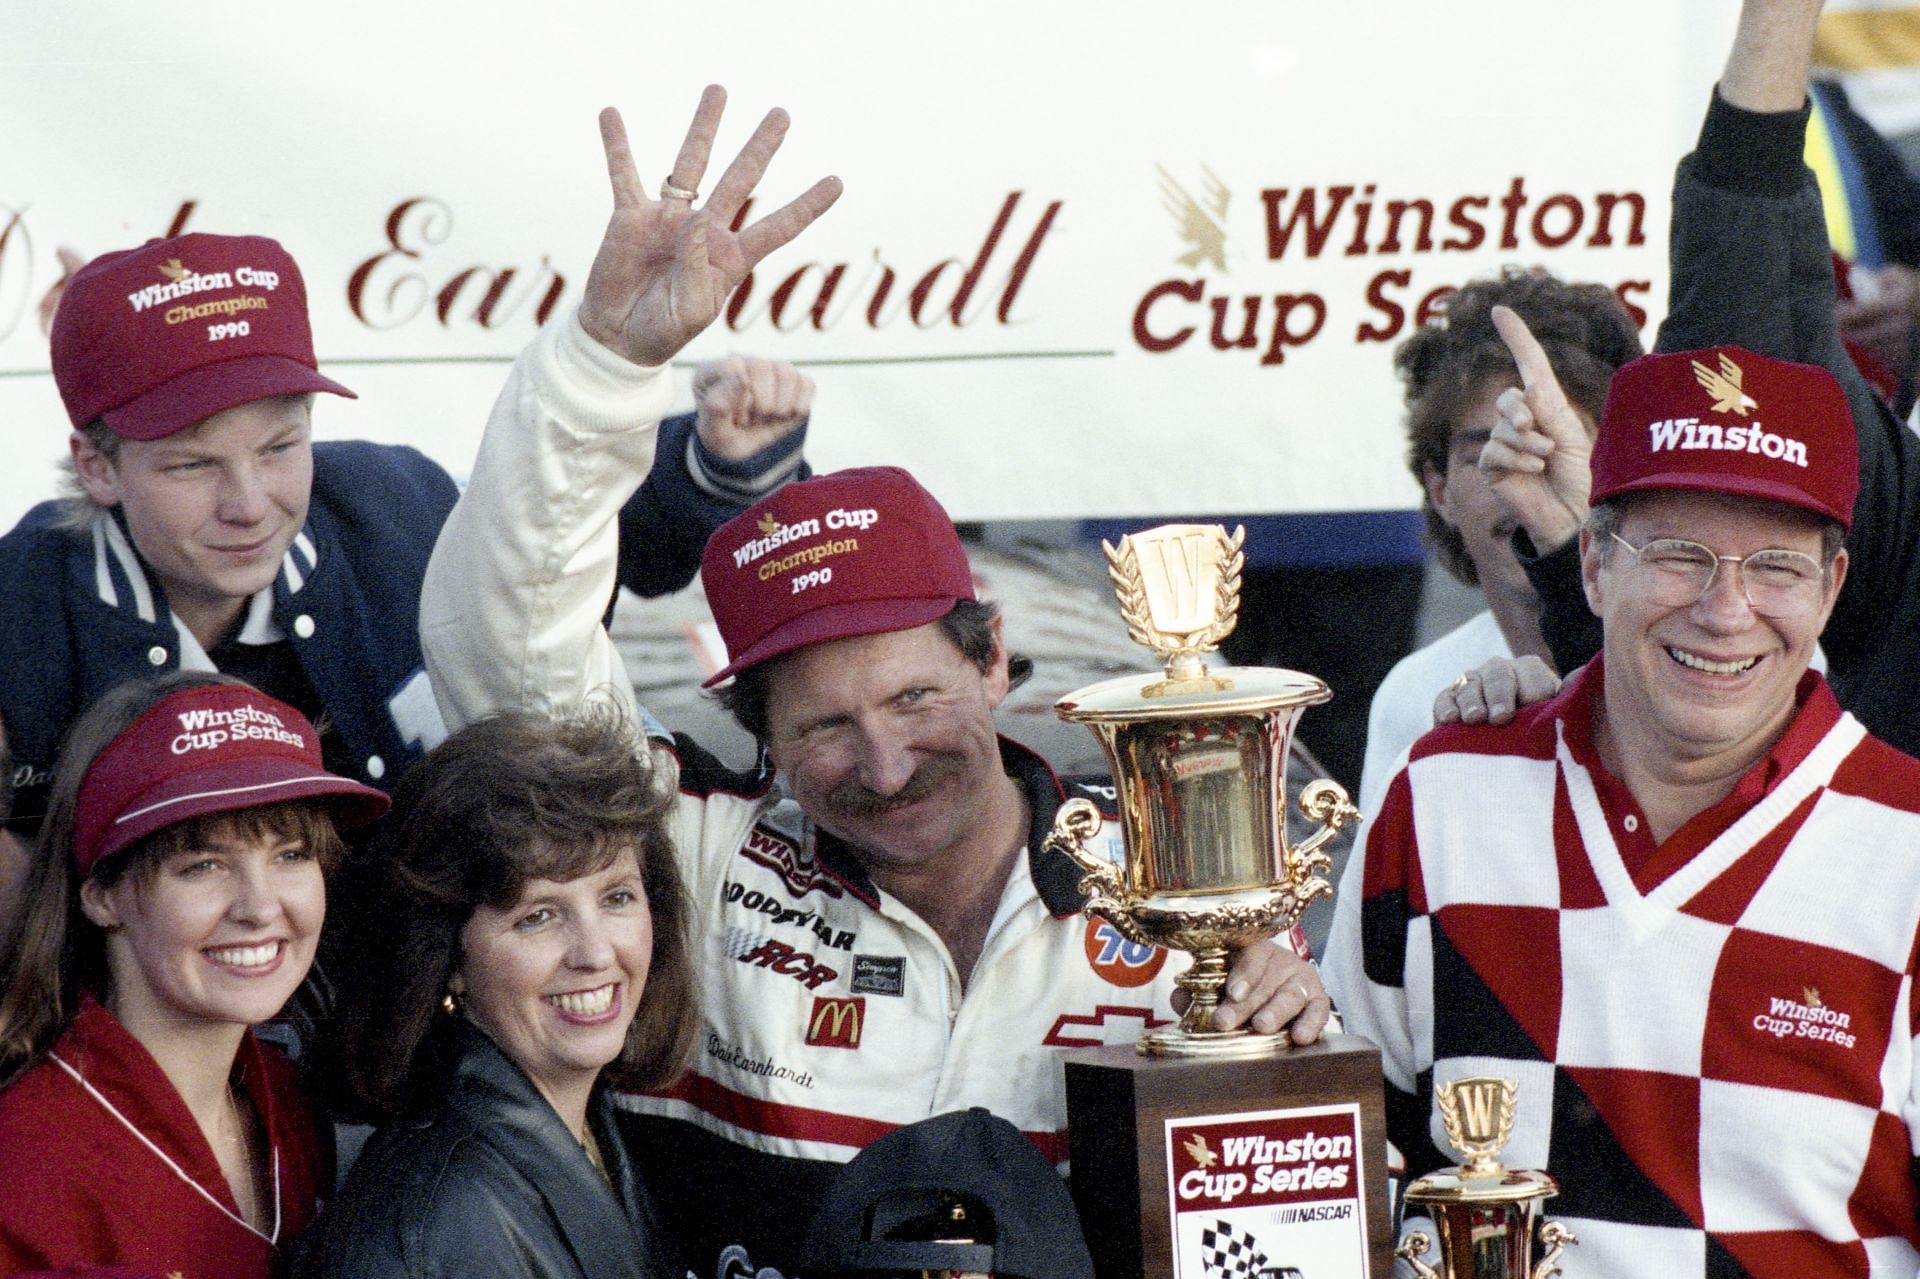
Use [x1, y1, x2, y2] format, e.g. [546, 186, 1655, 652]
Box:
[1054, 523, 1334, 720]
[1403, 1163, 1560, 1206]
[1056, 663, 1331, 722]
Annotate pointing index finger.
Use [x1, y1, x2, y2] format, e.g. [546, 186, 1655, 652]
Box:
[1490, 304, 1559, 398]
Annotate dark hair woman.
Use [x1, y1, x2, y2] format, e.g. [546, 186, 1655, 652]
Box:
[0, 672, 388, 1276]
[300, 706, 696, 1279]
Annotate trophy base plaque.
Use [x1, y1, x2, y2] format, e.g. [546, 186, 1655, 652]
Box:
[1066, 1033, 1392, 1279]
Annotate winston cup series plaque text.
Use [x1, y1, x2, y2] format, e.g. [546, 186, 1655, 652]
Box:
[1166, 1101, 1369, 1278]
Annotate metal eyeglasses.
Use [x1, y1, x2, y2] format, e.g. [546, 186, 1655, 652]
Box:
[1608, 532, 1828, 618]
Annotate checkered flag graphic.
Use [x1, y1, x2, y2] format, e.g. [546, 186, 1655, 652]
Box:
[1197, 1219, 1270, 1278]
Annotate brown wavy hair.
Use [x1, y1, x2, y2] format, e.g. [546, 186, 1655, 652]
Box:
[715, 597, 1032, 742]
[1395, 266, 1643, 584]
[316, 705, 694, 1122]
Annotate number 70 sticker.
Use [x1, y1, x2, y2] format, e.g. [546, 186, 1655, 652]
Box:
[1085, 919, 1168, 987]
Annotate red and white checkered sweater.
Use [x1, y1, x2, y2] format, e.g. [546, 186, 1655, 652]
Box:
[1326, 658, 1920, 1278]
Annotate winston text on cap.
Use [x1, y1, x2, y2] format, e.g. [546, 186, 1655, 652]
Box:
[1648, 417, 1808, 468]
[127, 265, 282, 313]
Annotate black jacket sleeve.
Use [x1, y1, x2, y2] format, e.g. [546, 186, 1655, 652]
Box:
[1515, 530, 1601, 675]
[615, 412, 809, 599]
[1657, 90, 1920, 749]
[1528, 88, 1920, 746]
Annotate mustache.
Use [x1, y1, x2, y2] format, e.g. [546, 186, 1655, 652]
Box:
[827, 754, 967, 817]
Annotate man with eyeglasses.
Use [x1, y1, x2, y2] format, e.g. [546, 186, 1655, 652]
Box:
[1444, 0, 1920, 749]
[1324, 343, 1920, 1275]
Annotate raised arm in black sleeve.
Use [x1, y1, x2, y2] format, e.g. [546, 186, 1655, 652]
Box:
[1659, 89, 1920, 752]
[614, 410, 809, 600]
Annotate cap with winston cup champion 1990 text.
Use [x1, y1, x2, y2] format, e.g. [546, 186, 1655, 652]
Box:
[1590, 345, 1858, 530]
[699, 466, 977, 686]
[50, 232, 356, 442]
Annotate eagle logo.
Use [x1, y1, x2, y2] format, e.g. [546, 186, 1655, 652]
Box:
[1158, 164, 1230, 273]
[1691, 352, 1758, 417]
[756, 513, 782, 536]
[156, 258, 192, 283]
[1804, 986, 1823, 1009]
[1183, 1132, 1218, 1169]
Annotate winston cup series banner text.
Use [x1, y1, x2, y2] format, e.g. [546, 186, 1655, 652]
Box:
[0, 1, 1737, 527]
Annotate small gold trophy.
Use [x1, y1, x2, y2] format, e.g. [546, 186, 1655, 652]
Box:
[1044, 523, 1359, 1055]
[1395, 1077, 1576, 1279]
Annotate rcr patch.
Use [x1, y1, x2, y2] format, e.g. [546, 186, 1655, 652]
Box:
[736, 938, 838, 990]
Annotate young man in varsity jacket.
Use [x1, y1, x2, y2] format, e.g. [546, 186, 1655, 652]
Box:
[0, 231, 808, 840]
[1324, 337, 1920, 1274]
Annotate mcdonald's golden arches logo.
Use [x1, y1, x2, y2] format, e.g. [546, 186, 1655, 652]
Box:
[807, 995, 865, 1049]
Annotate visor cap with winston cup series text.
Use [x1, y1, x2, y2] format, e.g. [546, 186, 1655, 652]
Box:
[699, 466, 976, 686]
[50, 232, 356, 442]
[800, 1107, 1096, 1278]
[72, 684, 389, 877]
[1591, 345, 1858, 530]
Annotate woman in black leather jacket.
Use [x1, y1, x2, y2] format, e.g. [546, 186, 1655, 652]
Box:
[299, 708, 697, 1279]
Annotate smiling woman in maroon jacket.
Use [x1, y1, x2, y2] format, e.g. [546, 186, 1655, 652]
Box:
[0, 672, 387, 1277]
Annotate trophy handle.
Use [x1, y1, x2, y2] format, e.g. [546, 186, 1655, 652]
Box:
[1392, 1230, 1441, 1279]
[1531, 1220, 1577, 1279]
[1044, 798, 1154, 947]
[1285, 779, 1360, 888]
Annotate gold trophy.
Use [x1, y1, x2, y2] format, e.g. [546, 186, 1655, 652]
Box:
[1054, 524, 1392, 1278]
[1396, 1077, 1576, 1279]
[1044, 523, 1358, 1054]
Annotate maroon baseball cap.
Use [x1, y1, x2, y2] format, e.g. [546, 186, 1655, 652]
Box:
[50, 233, 356, 442]
[72, 684, 389, 877]
[700, 467, 977, 685]
[1591, 346, 1858, 530]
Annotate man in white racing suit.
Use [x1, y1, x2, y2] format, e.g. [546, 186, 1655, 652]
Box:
[419, 86, 1333, 1278]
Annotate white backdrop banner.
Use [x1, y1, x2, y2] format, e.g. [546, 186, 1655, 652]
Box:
[0, 2, 1739, 528]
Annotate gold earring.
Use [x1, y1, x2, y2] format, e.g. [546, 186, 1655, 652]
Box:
[442, 991, 459, 1015]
